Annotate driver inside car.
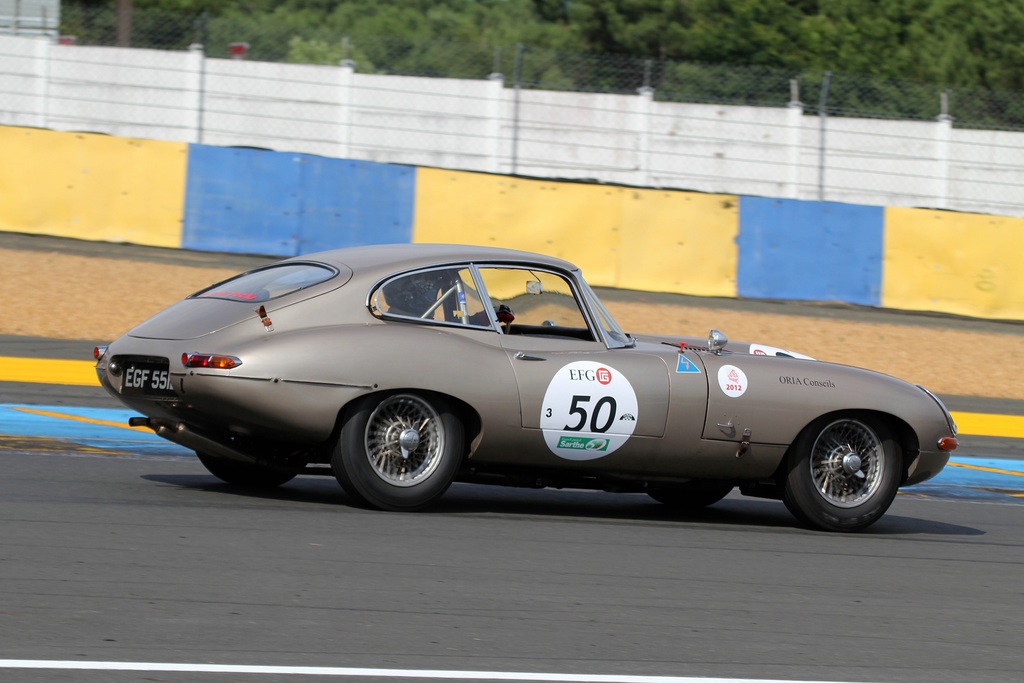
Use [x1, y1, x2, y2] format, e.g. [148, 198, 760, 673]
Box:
[469, 303, 515, 330]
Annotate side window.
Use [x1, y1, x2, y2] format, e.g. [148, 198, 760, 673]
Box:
[371, 268, 487, 326]
[477, 267, 595, 341]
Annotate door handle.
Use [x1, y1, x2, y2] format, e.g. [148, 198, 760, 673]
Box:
[514, 352, 546, 361]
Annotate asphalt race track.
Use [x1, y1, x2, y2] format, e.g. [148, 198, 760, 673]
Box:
[1, 339, 1022, 683]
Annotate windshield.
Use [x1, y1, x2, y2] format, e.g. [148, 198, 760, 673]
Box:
[577, 278, 634, 348]
[192, 263, 336, 303]
[476, 267, 589, 329]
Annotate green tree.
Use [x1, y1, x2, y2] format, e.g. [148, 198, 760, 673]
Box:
[914, 0, 1024, 90]
[59, 0, 1024, 97]
[683, 0, 810, 66]
[568, 0, 693, 58]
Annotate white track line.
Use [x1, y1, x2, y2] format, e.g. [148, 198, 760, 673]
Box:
[0, 660, 871, 683]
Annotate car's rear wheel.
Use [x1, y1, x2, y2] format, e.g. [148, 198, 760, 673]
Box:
[782, 415, 901, 532]
[332, 392, 463, 511]
[195, 451, 297, 488]
[648, 480, 734, 509]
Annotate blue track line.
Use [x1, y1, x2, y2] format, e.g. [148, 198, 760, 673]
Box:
[1, 403, 1022, 502]
[0, 403, 190, 457]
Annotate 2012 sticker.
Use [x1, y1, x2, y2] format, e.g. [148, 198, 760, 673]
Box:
[718, 364, 748, 398]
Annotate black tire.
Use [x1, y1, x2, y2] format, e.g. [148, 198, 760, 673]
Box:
[782, 415, 901, 532]
[332, 392, 464, 511]
[195, 451, 297, 489]
[648, 480, 734, 510]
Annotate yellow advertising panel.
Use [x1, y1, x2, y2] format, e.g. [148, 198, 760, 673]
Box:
[0, 126, 187, 247]
[413, 169, 622, 284]
[617, 189, 738, 297]
[414, 169, 738, 295]
[883, 207, 1024, 320]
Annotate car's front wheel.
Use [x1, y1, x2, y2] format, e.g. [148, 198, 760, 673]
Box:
[195, 451, 297, 489]
[332, 392, 464, 511]
[782, 415, 901, 532]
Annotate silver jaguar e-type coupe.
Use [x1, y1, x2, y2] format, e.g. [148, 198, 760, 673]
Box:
[94, 244, 958, 531]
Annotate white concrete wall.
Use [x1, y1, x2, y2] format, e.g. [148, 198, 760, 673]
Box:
[347, 72, 503, 170]
[201, 58, 339, 150]
[3, 34, 1023, 217]
[647, 102, 798, 198]
[0, 0, 59, 35]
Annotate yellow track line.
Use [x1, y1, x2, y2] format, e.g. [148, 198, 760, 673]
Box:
[11, 406, 151, 432]
[1, 356, 1021, 439]
[947, 461, 1024, 477]
[0, 357, 98, 386]
[949, 411, 1024, 440]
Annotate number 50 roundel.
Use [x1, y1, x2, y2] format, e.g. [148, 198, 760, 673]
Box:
[540, 361, 639, 460]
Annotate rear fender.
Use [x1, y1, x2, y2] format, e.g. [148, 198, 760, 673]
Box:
[329, 389, 484, 462]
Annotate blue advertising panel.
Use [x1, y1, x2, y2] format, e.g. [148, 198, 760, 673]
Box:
[182, 145, 415, 256]
[295, 157, 416, 255]
[737, 197, 884, 306]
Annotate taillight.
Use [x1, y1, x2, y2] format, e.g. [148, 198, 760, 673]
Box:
[93, 345, 108, 360]
[181, 353, 242, 369]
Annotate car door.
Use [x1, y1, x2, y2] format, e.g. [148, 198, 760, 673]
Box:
[476, 266, 670, 464]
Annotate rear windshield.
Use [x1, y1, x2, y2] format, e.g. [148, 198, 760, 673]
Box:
[192, 263, 336, 303]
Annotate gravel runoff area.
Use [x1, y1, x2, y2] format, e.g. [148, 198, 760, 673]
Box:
[3, 232, 1023, 401]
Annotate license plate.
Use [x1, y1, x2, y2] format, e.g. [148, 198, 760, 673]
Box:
[120, 359, 175, 398]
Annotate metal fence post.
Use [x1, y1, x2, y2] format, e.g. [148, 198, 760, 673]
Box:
[338, 37, 355, 160]
[786, 78, 803, 199]
[934, 90, 954, 210]
[486, 68, 505, 174]
[187, 42, 205, 144]
[30, 35, 50, 128]
[116, 0, 132, 47]
[633, 60, 655, 187]
[511, 43, 524, 176]
[817, 70, 832, 201]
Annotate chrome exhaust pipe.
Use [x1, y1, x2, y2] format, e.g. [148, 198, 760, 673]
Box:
[130, 417, 260, 465]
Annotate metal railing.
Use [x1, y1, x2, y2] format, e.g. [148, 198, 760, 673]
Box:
[33, 5, 1024, 131]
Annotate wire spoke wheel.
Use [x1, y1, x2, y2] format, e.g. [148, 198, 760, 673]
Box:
[364, 394, 445, 487]
[333, 392, 464, 511]
[783, 415, 901, 532]
[809, 419, 884, 508]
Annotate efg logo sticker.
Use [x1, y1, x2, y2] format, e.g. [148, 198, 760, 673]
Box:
[718, 365, 748, 398]
[541, 361, 639, 460]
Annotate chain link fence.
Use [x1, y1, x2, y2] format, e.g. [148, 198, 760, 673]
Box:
[44, 5, 1024, 131]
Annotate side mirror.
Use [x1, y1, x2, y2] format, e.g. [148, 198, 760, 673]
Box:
[708, 329, 728, 354]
